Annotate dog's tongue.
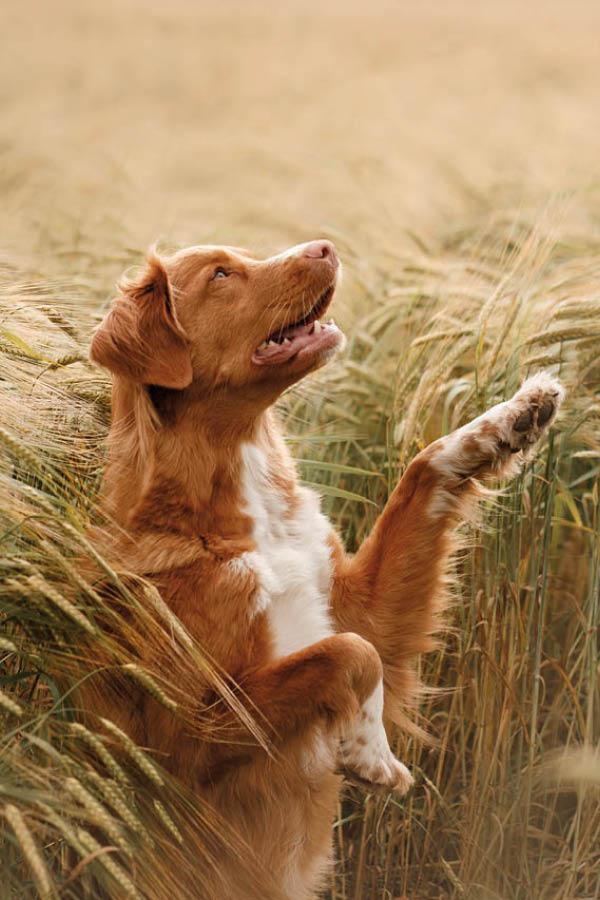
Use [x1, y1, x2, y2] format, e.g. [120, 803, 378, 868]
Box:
[252, 320, 337, 366]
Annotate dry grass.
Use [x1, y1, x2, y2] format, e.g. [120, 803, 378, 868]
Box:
[1, 1, 599, 897]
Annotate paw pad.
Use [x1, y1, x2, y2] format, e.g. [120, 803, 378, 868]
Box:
[538, 398, 556, 427]
[513, 409, 534, 433]
[507, 376, 563, 453]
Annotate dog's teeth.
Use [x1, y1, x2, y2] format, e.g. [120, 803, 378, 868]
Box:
[313, 320, 322, 334]
[283, 337, 292, 345]
[267, 340, 277, 347]
[259, 340, 269, 350]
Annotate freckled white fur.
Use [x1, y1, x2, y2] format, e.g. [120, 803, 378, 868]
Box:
[340, 680, 388, 768]
[238, 442, 334, 656]
[339, 680, 413, 790]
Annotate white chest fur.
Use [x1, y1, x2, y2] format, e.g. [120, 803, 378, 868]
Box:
[238, 442, 335, 658]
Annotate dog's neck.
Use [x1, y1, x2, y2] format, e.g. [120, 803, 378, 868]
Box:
[101, 378, 296, 546]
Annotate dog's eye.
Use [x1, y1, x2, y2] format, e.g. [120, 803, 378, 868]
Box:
[212, 267, 229, 280]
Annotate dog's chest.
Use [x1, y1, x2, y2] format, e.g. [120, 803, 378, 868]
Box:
[238, 443, 334, 658]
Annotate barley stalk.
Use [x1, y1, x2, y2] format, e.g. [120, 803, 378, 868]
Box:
[76, 829, 139, 898]
[0, 690, 24, 717]
[46, 352, 86, 370]
[36, 803, 89, 857]
[3, 805, 55, 898]
[153, 800, 184, 844]
[82, 765, 150, 839]
[40, 306, 81, 339]
[0, 425, 42, 472]
[411, 327, 474, 347]
[26, 573, 96, 634]
[121, 663, 179, 712]
[65, 777, 132, 854]
[68, 722, 130, 785]
[523, 326, 600, 347]
[100, 717, 164, 787]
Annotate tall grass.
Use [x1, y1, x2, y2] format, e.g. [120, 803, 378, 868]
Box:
[1, 210, 598, 898]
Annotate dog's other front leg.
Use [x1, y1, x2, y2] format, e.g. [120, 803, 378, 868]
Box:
[330, 373, 565, 724]
[210, 632, 413, 793]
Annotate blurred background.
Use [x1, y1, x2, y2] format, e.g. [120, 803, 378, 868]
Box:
[3, 0, 600, 271]
[1, 2, 599, 898]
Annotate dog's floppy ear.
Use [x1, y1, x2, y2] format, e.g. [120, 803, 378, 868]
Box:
[90, 251, 192, 389]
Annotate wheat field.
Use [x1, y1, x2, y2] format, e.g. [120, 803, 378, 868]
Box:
[1, 1, 599, 897]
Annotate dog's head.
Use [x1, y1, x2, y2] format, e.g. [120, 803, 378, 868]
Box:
[90, 241, 344, 402]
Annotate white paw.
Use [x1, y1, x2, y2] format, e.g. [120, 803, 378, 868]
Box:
[431, 372, 565, 482]
[489, 372, 565, 454]
[337, 681, 414, 795]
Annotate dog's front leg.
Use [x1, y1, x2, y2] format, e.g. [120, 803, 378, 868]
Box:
[210, 632, 412, 792]
[330, 373, 564, 723]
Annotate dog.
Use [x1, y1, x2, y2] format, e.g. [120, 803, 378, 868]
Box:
[89, 239, 563, 898]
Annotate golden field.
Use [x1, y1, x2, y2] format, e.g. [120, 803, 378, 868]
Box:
[1, 1, 599, 897]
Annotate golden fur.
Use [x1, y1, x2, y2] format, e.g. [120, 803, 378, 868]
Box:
[86, 240, 563, 898]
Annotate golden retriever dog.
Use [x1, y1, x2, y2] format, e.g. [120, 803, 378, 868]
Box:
[88, 239, 563, 898]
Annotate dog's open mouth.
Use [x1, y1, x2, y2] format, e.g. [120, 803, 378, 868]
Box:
[252, 286, 343, 366]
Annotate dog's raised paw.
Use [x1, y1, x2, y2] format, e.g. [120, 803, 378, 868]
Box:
[426, 372, 565, 491]
[497, 372, 565, 454]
